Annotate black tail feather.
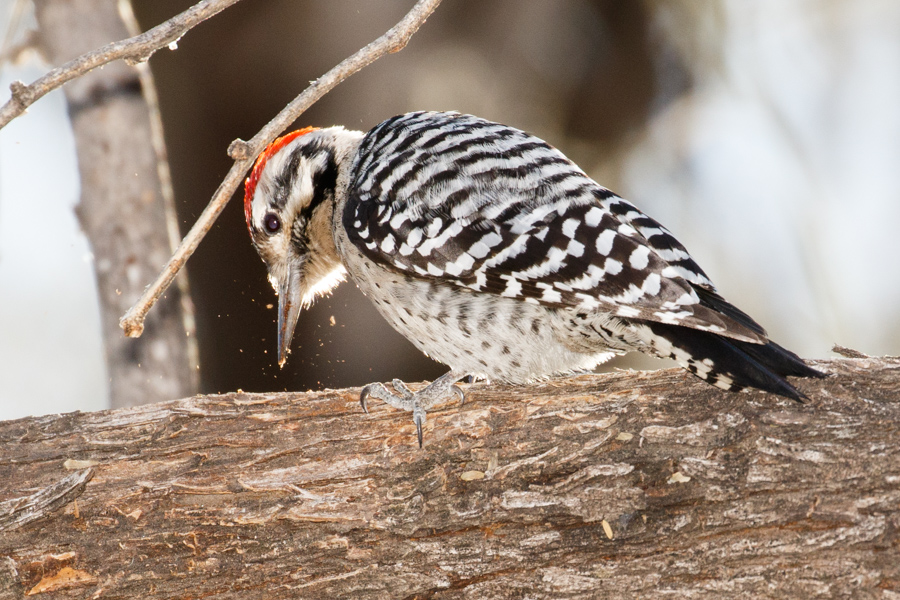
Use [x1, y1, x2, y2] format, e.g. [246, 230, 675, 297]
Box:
[642, 321, 824, 401]
[735, 336, 824, 380]
[693, 286, 768, 338]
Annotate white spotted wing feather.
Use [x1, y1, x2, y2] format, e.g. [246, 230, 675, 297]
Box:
[343, 112, 765, 344]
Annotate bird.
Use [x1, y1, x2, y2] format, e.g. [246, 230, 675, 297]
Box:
[243, 111, 823, 446]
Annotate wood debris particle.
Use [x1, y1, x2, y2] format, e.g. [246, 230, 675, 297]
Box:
[601, 519, 613, 539]
[667, 472, 691, 484]
[27, 567, 96, 595]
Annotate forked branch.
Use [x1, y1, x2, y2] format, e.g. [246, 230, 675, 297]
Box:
[0, 0, 241, 129]
[1, 0, 441, 337]
[119, 0, 443, 337]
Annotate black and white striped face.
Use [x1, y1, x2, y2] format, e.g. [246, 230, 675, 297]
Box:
[244, 127, 354, 366]
[246, 128, 334, 269]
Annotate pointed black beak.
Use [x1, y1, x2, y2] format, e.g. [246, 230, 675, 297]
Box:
[276, 266, 303, 368]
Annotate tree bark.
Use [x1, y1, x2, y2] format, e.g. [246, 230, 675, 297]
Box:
[0, 356, 898, 598]
[33, 0, 197, 408]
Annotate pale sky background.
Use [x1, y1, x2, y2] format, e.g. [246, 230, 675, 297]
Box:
[0, 57, 108, 420]
[1, 0, 899, 421]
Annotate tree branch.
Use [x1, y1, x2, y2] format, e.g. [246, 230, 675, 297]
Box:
[1, 358, 897, 597]
[118, 0, 443, 338]
[0, 0, 241, 130]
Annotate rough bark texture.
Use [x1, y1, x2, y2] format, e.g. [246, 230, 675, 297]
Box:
[33, 0, 197, 408]
[1, 357, 898, 598]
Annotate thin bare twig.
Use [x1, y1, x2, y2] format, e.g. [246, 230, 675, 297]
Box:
[0, 0, 241, 130]
[119, 0, 443, 337]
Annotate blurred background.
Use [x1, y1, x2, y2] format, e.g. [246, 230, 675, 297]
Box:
[2, 0, 899, 420]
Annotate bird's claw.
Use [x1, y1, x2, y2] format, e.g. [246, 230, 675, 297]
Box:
[452, 383, 466, 405]
[414, 411, 424, 448]
[357, 373, 468, 448]
[359, 386, 371, 413]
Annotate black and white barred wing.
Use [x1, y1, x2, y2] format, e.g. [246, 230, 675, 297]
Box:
[344, 111, 766, 344]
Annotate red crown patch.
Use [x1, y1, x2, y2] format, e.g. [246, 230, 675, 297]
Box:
[244, 126, 319, 234]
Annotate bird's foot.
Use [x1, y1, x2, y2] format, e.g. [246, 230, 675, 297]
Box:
[359, 371, 466, 447]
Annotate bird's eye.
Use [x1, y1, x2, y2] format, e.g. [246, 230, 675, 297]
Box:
[263, 213, 281, 233]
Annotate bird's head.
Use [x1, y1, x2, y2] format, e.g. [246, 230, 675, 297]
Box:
[243, 126, 362, 367]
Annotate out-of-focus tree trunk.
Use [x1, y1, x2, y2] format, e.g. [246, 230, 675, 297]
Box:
[32, 0, 197, 407]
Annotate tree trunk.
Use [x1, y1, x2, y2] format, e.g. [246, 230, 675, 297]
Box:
[33, 0, 197, 408]
[0, 356, 898, 598]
